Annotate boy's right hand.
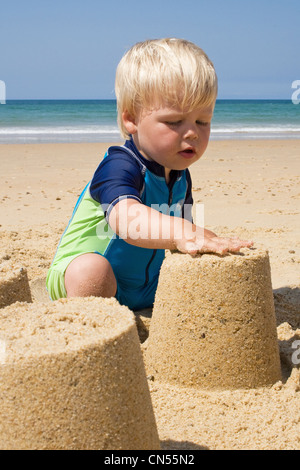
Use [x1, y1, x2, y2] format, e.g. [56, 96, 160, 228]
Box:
[175, 223, 253, 256]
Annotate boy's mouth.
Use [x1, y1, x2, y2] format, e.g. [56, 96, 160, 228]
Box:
[178, 147, 196, 159]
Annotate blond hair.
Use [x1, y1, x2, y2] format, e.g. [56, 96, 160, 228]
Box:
[115, 38, 218, 138]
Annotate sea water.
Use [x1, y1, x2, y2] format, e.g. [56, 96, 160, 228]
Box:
[0, 99, 299, 144]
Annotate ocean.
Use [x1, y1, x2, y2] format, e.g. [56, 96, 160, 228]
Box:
[0, 99, 299, 144]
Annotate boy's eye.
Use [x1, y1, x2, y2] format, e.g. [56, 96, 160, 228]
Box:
[164, 120, 210, 128]
[165, 120, 182, 126]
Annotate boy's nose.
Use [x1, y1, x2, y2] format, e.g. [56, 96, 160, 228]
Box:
[183, 126, 198, 140]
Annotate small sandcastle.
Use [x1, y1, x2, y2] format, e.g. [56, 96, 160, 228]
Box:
[145, 246, 282, 390]
[0, 259, 160, 450]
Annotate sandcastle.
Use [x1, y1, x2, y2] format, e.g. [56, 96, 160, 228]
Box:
[0, 297, 160, 450]
[0, 257, 32, 308]
[145, 246, 282, 390]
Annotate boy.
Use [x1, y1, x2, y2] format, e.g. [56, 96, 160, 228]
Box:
[46, 38, 252, 311]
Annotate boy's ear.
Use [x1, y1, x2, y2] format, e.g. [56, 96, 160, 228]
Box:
[122, 110, 138, 135]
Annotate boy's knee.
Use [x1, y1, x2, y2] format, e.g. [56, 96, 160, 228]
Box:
[65, 253, 117, 298]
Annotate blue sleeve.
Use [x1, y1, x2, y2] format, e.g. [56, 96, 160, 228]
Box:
[182, 169, 194, 223]
[90, 148, 144, 218]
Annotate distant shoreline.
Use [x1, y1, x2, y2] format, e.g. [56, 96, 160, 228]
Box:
[1, 99, 299, 143]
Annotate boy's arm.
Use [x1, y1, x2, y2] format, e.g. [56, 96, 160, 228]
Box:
[109, 199, 253, 255]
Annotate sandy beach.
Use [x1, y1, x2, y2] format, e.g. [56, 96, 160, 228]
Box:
[0, 139, 299, 450]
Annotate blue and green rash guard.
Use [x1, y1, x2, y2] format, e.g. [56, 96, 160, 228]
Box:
[47, 137, 193, 311]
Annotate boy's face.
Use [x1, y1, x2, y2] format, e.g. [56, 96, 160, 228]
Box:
[123, 103, 214, 178]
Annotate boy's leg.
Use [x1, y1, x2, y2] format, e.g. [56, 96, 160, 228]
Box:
[64, 253, 117, 298]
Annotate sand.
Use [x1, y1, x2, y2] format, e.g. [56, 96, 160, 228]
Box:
[0, 140, 299, 450]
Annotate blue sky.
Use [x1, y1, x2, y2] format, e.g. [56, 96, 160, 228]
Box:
[1, 0, 299, 99]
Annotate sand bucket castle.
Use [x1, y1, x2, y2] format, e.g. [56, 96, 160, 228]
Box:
[145, 246, 282, 390]
[0, 283, 160, 449]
